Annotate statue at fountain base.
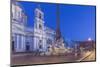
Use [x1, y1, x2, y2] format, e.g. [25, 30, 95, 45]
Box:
[45, 38, 67, 55]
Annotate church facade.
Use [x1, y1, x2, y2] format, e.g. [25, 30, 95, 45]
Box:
[11, 1, 55, 53]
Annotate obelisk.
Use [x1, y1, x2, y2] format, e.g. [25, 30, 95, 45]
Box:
[55, 4, 61, 41]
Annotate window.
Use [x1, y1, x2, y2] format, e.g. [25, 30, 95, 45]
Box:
[39, 40, 42, 49]
[39, 45, 42, 49]
[39, 13, 42, 19]
[39, 24, 42, 29]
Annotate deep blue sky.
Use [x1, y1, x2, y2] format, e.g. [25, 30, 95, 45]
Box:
[18, 1, 96, 41]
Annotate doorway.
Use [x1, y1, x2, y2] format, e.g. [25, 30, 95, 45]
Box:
[26, 45, 30, 51]
[12, 41, 15, 51]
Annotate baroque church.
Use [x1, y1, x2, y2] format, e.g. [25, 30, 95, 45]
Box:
[11, 1, 55, 53]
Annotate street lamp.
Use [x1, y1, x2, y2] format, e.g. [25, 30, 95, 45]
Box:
[88, 37, 92, 41]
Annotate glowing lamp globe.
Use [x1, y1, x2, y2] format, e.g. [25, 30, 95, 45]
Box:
[88, 37, 92, 41]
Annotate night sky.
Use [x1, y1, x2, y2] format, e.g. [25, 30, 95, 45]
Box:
[18, 1, 96, 41]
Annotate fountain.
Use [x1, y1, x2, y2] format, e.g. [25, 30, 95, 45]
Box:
[46, 4, 67, 55]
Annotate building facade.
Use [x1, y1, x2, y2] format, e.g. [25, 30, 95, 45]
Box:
[11, 1, 55, 53]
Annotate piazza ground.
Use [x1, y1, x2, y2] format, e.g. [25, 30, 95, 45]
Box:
[11, 49, 95, 66]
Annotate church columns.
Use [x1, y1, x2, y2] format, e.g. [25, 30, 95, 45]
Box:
[43, 38, 46, 52]
[21, 35, 25, 52]
[15, 34, 25, 52]
[16, 34, 19, 52]
[21, 35, 23, 50]
[34, 37, 38, 51]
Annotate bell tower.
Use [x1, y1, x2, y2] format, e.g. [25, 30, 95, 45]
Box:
[33, 5, 46, 52]
[34, 5, 44, 31]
